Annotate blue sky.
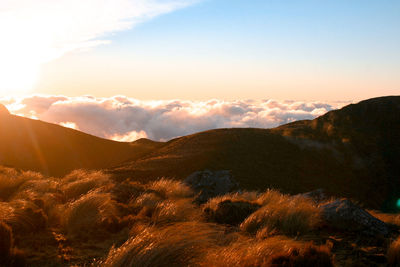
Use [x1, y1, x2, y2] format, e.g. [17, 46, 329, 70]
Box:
[2, 0, 399, 100]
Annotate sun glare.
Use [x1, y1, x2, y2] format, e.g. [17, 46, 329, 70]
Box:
[0, 61, 39, 95]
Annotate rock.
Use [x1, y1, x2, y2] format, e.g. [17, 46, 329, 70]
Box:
[321, 199, 389, 237]
[302, 188, 328, 204]
[204, 200, 261, 226]
[184, 170, 239, 204]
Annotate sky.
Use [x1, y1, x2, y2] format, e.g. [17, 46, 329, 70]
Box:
[0, 0, 399, 141]
[1, 0, 399, 101]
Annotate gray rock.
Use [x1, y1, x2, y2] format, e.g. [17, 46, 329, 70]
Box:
[321, 199, 389, 236]
[302, 188, 328, 204]
[184, 170, 239, 204]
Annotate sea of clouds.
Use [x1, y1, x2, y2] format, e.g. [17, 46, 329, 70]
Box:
[0, 95, 352, 142]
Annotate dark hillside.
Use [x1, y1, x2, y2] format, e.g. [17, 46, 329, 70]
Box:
[1, 96, 399, 210]
[111, 96, 400, 210]
[0, 106, 163, 176]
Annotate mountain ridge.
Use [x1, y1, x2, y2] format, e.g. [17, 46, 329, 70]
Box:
[0, 96, 399, 210]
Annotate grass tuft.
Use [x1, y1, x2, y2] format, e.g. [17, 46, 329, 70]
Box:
[103, 222, 224, 267]
[240, 193, 320, 236]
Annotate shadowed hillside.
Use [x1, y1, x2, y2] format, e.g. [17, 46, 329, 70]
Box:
[1, 96, 399, 210]
[1, 96, 400, 266]
[0, 106, 165, 176]
[110, 96, 400, 210]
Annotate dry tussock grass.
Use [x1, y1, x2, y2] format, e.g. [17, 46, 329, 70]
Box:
[148, 178, 193, 199]
[0, 167, 43, 201]
[60, 170, 112, 201]
[203, 189, 320, 236]
[203, 191, 260, 212]
[151, 199, 203, 225]
[201, 235, 333, 267]
[0, 166, 370, 267]
[0, 200, 47, 233]
[369, 210, 400, 227]
[240, 193, 320, 236]
[0, 221, 13, 262]
[388, 236, 400, 266]
[132, 192, 163, 215]
[103, 222, 225, 267]
[63, 191, 119, 236]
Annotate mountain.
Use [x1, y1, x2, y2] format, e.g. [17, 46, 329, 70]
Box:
[109, 96, 400, 210]
[0, 96, 399, 210]
[0, 105, 162, 176]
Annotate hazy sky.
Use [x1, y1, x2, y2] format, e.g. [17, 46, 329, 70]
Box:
[1, 0, 399, 101]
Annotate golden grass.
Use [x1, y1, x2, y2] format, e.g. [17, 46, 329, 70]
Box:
[388, 236, 400, 266]
[0, 221, 13, 262]
[151, 199, 203, 225]
[201, 236, 333, 267]
[148, 178, 193, 199]
[60, 170, 112, 201]
[0, 167, 43, 201]
[0, 200, 48, 233]
[369, 210, 400, 227]
[63, 191, 119, 236]
[102, 222, 224, 267]
[0, 165, 390, 266]
[240, 193, 320, 236]
[203, 191, 260, 212]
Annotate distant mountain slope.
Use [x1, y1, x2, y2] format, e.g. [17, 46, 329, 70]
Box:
[274, 96, 400, 209]
[0, 107, 164, 176]
[110, 96, 400, 210]
[1, 96, 399, 210]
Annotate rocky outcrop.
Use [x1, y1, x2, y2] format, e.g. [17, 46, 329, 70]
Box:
[204, 200, 261, 226]
[184, 170, 239, 204]
[321, 199, 389, 236]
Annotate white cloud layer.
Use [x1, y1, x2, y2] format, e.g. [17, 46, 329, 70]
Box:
[1, 95, 352, 141]
[0, 0, 198, 92]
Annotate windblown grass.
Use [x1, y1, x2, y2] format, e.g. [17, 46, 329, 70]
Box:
[201, 236, 333, 267]
[63, 191, 120, 236]
[0, 200, 47, 233]
[148, 178, 194, 199]
[103, 222, 224, 267]
[0, 166, 43, 201]
[151, 199, 203, 225]
[0, 165, 393, 266]
[60, 170, 112, 201]
[203, 191, 260, 212]
[240, 193, 320, 236]
[0, 221, 13, 263]
[369, 210, 400, 227]
[388, 236, 400, 266]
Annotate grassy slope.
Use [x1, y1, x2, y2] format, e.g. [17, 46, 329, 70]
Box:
[0, 114, 165, 176]
[111, 96, 400, 210]
[1, 96, 398, 209]
[0, 168, 396, 266]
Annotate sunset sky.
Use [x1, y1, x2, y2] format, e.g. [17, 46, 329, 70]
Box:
[1, 0, 399, 141]
[2, 0, 399, 100]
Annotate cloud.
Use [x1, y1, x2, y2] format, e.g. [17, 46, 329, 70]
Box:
[0, 95, 352, 141]
[0, 0, 199, 92]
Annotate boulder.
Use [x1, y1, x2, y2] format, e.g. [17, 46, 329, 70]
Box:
[184, 170, 239, 204]
[321, 199, 389, 236]
[302, 188, 328, 204]
[204, 200, 261, 226]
